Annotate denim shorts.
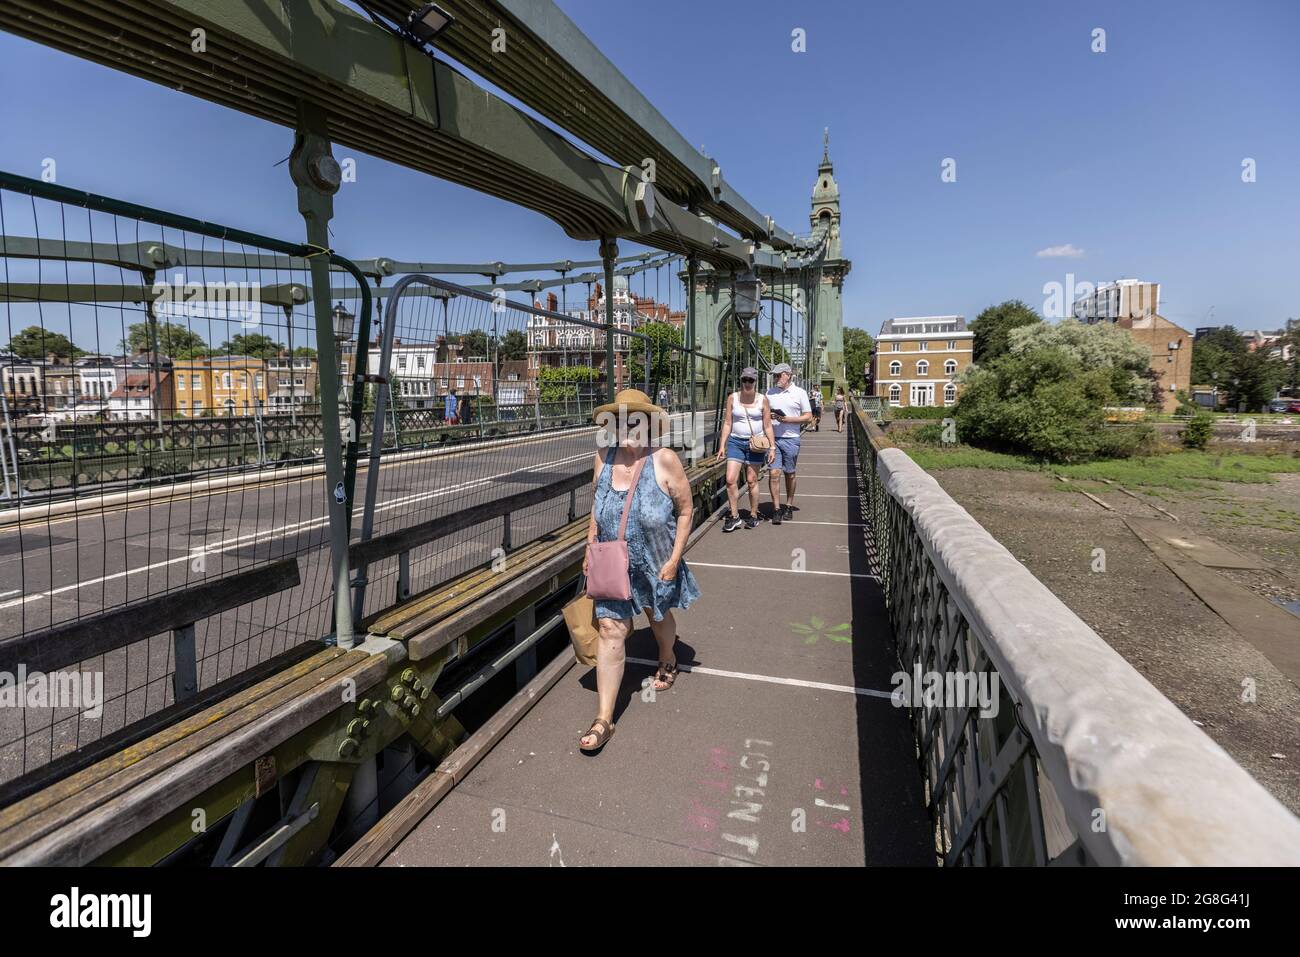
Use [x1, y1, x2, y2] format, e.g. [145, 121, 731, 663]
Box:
[772, 435, 800, 473]
[726, 434, 767, 466]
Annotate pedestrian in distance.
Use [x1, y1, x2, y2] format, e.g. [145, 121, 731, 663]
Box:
[580, 389, 700, 752]
[834, 387, 847, 431]
[714, 367, 775, 531]
[765, 363, 812, 525]
[809, 388, 822, 432]
[444, 386, 458, 426]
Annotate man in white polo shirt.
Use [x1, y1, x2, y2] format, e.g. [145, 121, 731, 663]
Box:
[765, 363, 812, 525]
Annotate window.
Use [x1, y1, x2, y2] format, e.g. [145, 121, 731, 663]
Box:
[192, 375, 201, 390]
[417, 356, 426, 369]
[193, 401, 203, 413]
[944, 383, 957, 405]
[178, 376, 186, 391]
[891, 342, 901, 352]
[888, 384, 901, 405]
[255, 374, 263, 391]
[222, 372, 231, 390]
[397, 356, 407, 370]
[945, 359, 958, 376]
[918, 341, 928, 351]
[916, 360, 929, 376]
[948, 340, 957, 350]
[889, 360, 901, 376]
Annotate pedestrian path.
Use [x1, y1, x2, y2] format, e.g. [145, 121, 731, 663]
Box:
[382, 427, 934, 866]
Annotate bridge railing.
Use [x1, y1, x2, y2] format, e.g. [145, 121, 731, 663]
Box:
[0, 171, 372, 789]
[850, 400, 1300, 865]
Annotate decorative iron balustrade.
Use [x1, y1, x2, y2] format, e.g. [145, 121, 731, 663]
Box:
[850, 401, 1300, 866]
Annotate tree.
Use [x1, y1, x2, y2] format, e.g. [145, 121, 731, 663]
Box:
[1195, 325, 1247, 358]
[1280, 319, 1300, 393]
[498, 329, 528, 363]
[222, 333, 284, 359]
[843, 327, 874, 392]
[292, 346, 318, 359]
[970, 300, 1042, 364]
[538, 365, 599, 406]
[460, 329, 490, 361]
[123, 321, 207, 358]
[1007, 319, 1153, 404]
[627, 321, 684, 390]
[8, 325, 81, 358]
[955, 349, 1151, 463]
[1228, 349, 1286, 411]
[1190, 341, 1234, 386]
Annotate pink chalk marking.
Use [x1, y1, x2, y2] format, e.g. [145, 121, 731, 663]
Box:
[686, 797, 720, 831]
[840, 785, 848, 796]
[814, 778, 823, 789]
[814, 818, 852, 834]
[701, 778, 727, 793]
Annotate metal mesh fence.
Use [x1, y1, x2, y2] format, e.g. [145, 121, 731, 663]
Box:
[0, 172, 366, 787]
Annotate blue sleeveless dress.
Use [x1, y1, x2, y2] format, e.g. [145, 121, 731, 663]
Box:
[592, 448, 701, 622]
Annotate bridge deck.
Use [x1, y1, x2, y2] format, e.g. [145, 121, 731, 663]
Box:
[381, 428, 934, 867]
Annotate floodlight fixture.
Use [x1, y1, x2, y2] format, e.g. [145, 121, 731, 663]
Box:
[407, 4, 455, 44]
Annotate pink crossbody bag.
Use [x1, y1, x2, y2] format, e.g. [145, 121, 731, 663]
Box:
[585, 453, 648, 601]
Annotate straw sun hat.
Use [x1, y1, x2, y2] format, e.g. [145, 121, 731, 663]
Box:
[593, 389, 669, 433]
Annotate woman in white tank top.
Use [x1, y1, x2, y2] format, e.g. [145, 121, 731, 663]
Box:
[714, 367, 776, 531]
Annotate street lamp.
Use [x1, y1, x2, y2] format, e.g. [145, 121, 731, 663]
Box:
[332, 302, 354, 343]
[332, 302, 355, 410]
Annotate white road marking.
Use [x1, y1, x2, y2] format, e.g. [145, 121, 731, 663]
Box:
[687, 561, 878, 580]
[626, 656, 893, 699]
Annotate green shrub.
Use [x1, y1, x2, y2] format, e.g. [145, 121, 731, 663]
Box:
[1180, 411, 1215, 450]
[954, 349, 1140, 464]
[887, 405, 949, 420]
[908, 421, 947, 444]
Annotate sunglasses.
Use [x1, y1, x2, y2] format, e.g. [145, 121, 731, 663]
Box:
[740, 377, 756, 383]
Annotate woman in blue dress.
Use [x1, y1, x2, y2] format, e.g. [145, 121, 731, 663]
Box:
[580, 390, 701, 752]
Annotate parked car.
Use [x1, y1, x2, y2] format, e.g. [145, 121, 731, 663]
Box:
[1268, 399, 1291, 413]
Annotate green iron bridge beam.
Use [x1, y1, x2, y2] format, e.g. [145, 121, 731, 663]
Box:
[363, 0, 802, 248]
[0, 0, 760, 268]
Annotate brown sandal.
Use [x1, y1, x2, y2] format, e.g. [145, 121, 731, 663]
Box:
[653, 660, 679, 691]
[579, 718, 615, 752]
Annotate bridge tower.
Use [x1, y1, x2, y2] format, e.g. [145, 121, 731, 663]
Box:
[688, 132, 851, 401]
[808, 128, 850, 396]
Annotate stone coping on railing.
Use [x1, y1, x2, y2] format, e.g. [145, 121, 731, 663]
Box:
[875, 445, 1300, 866]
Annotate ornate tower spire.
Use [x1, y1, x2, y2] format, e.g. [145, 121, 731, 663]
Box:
[811, 129, 840, 234]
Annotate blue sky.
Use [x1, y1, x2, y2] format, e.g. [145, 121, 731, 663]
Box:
[1, 0, 1296, 336]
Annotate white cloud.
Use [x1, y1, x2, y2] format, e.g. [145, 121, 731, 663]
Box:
[1035, 243, 1085, 259]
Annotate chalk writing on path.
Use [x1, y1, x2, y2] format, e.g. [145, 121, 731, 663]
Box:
[813, 777, 853, 834]
[685, 739, 774, 861]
